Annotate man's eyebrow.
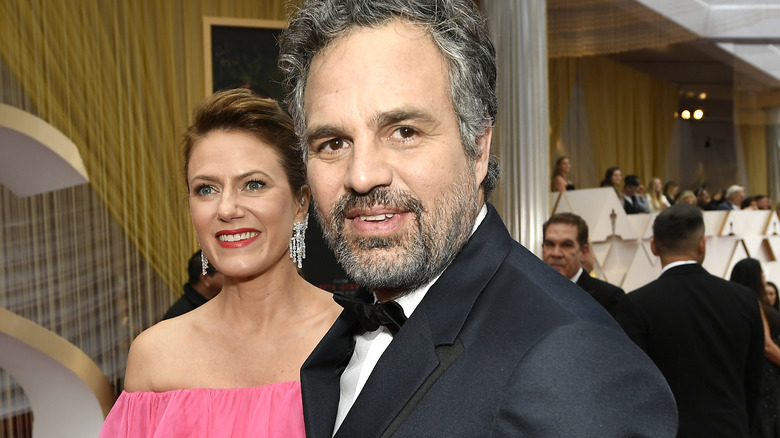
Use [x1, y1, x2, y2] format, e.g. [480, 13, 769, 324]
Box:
[371, 108, 436, 127]
[305, 125, 344, 142]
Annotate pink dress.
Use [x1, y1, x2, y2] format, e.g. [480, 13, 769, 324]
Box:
[99, 381, 305, 437]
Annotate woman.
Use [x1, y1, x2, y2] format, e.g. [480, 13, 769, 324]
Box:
[675, 190, 697, 206]
[600, 166, 622, 200]
[645, 177, 669, 212]
[551, 156, 575, 192]
[731, 258, 780, 437]
[768, 282, 780, 312]
[663, 181, 679, 205]
[100, 89, 341, 436]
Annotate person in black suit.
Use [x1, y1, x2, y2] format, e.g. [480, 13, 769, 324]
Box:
[542, 212, 625, 317]
[161, 251, 223, 320]
[279, 0, 678, 436]
[617, 204, 764, 437]
[623, 174, 648, 214]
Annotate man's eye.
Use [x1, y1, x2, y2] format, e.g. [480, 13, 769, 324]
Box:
[321, 138, 346, 152]
[390, 127, 417, 140]
[246, 180, 265, 191]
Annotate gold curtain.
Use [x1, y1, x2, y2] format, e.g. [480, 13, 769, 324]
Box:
[740, 125, 768, 196]
[0, 0, 290, 295]
[548, 57, 578, 165]
[0, 0, 292, 434]
[579, 56, 679, 185]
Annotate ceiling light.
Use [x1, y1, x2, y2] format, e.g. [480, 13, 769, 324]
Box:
[693, 109, 704, 120]
[699, 92, 707, 100]
[681, 110, 691, 120]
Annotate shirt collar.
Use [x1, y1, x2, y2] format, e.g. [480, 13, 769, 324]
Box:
[661, 260, 698, 274]
[569, 267, 584, 283]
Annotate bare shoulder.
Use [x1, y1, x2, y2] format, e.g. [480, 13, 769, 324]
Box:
[124, 316, 195, 392]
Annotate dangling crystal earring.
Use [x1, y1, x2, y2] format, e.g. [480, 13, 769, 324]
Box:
[290, 214, 308, 269]
[201, 250, 209, 276]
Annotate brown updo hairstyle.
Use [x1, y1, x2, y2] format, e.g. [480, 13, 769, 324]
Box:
[182, 88, 306, 198]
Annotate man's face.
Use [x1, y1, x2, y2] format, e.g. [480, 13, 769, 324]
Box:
[542, 223, 585, 279]
[730, 190, 745, 206]
[303, 21, 490, 299]
[624, 185, 637, 196]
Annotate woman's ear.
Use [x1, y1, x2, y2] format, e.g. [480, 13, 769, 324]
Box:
[296, 185, 311, 221]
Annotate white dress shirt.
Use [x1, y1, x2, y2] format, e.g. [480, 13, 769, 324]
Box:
[333, 204, 488, 434]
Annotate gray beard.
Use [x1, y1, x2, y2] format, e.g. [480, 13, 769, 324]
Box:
[314, 168, 479, 298]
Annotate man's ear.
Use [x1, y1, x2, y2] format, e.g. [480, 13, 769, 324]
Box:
[474, 126, 492, 186]
[650, 237, 659, 257]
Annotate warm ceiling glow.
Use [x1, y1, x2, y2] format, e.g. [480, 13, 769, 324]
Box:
[681, 110, 691, 120]
[699, 92, 707, 100]
[685, 91, 695, 98]
[693, 109, 704, 120]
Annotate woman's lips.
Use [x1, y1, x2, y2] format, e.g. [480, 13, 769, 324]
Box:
[215, 229, 260, 248]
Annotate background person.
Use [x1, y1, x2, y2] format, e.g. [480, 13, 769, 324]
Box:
[731, 258, 780, 438]
[161, 250, 223, 320]
[617, 205, 763, 437]
[542, 212, 625, 317]
[646, 177, 669, 212]
[767, 281, 779, 312]
[600, 166, 623, 200]
[279, 0, 677, 436]
[551, 156, 575, 192]
[100, 89, 341, 437]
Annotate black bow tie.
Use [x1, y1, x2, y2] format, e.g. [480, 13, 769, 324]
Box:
[333, 288, 407, 335]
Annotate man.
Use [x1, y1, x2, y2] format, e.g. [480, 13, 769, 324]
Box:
[279, 1, 677, 436]
[542, 213, 625, 317]
[617, 204, 763, 437]
[623, 174, 646, 214]
[161, 251, 222, 320]
[718, 184, 745, 210]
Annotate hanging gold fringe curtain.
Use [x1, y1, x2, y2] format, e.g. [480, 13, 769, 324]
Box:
[0, 0, 290, 294]
[580, 56, 679, 185]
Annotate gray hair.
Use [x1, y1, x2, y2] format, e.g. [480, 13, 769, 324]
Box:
[278, 0, 500, 199]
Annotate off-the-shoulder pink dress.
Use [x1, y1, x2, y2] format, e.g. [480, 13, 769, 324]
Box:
[99, 381, 304, 437]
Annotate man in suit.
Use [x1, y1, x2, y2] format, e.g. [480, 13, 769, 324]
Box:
[717, 184, 745, 210]
[623, 174, 647, 214]
[279, 0, 677, 436]
[542, 213, 625, 317]
[617, 204, 763, 437]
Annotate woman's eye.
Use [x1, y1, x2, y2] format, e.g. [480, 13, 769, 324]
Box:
[195, 184, 214, 196]
[246, 180, 265, 190]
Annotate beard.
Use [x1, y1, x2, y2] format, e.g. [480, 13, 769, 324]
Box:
[314, 163, 481, 298]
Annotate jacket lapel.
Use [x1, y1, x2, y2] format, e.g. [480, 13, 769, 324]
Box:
[301, 311, 358, 438]
[334, 204, 513, 437]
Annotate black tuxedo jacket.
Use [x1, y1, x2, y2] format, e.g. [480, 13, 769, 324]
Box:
[576, 271, 625, 317]
[302, 204, 677, 437]
[617, 263, 763, 437]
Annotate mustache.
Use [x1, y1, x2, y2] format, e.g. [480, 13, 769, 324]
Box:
[330, 188, 425, 223]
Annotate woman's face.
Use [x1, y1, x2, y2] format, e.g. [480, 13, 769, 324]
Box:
[652, 178, 662, 192]
[558, 158, 571, 174]
[187, 130, 308, 279]
[611, 169, 623, 186]
[767, 284, 778, 306]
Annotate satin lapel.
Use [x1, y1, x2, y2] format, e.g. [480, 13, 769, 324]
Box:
[334, 312, 439, 438]
[334, 204, 513, 437]
[301, 311, 358, 438]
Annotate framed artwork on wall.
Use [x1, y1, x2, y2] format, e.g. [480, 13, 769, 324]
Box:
[203, 17, 286, 100]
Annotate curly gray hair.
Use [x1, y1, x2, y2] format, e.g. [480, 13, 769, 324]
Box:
[278, 0, 500, 198]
